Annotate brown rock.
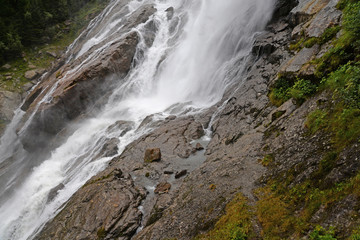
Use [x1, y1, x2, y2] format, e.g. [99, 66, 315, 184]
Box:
[195, 143, 204, 151]
[175, 170, 187, 179]
[144, 148, 161, 162]
[37, 169, 145, 240]
[154, 182, 171, 194]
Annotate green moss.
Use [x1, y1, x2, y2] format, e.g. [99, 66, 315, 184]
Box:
[305, 110, 329, 134]
[269, 77, 317, 106]
[194, 194, 253, 240]
[146, 206, 163, 226]
[97, 227, 106, 240]
[350, 226, 360, 240]
[310, 226, 337, 240]
[261, 154, 275, 167]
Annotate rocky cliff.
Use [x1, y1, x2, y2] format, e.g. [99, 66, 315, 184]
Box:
[22, 0, 360, 239]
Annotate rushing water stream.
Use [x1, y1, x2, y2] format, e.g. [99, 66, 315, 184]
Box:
[0, 0, 275, 239]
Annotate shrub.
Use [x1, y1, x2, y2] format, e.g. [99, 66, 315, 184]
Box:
[343, 2, 360, 38]
[310, 225, 337, 240]
[305, 110, 328, 134]
[289, 79, 317, 104]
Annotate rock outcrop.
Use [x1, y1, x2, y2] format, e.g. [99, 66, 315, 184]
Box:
[36, 169, 146, 240]
[18, 4, 157, 151]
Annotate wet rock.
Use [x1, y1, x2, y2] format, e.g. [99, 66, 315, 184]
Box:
[175, 170, 187, 179]
[165, 7, 174, 20]
[164, 170, 174, 175]
[106, 120, 133, 137]
[0, 90, 22, 122]
[195, 143, 204, 151]
[37, 170, 146, 240]
[47, 183, 65, 203]
[99, 138, 120, 157]
[154, 182, 171, 194]
[165, 115, 176, 121]
[272, 0, 298, 22]
[18, 4, 157, 152]
[144, 148, 161, 163]
[24, 70, 37, 80]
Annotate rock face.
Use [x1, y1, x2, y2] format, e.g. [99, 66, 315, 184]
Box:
[18, 5, 157, 151]
[36, 169, 146, 240]
[34, 0, 360, 239]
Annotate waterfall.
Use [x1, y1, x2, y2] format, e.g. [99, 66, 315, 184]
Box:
[0, 0, 275, 239]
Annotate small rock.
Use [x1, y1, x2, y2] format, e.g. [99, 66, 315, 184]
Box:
[5, 76, 12, 80]
[164, 170, 174, 175]
[46, 51, 57, 58]
[35, 68, 46, 76]
[114, 169, 123, 179]
[22, 82, 34, 91]
[2, 64, 11, 70]
[24, 70, 37, 80]
[28, 64, 36, 69]
[165, 115, 176, 121]
[144, 148, 161, 162]
[154, 182, 171, 194]
[47, 183, 65, 203]
[175, 170, 187, 179]
[195, 143, 204, 151]
[165, 7, 174, 20]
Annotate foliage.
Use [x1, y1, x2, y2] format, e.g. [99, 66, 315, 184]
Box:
[269, 76, 316, 106]
[289, 79, 317, 104]
[0, 0, 109, 64]
[350, 226, 360, 240]
[261, 154, 274, 167]
[326, 63, 360, 109]
[305, 109, 328, 134]
[195, 194, 252, 240]
[310, 226, 337, 240]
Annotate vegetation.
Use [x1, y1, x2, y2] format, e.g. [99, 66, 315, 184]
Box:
[194, 194, 253, 240]
[0, 0, 109, 92]
[214, 1, 360, 239]
[0, 0, 109, 64]
[269, 76, 317, 106]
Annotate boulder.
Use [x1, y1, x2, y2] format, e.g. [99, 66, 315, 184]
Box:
[37, 170, 145, 240]
[175, 169, 187, 179]
[144, 148, 161, 162]
[195, 143, 204, 151]
[154, 182, 171, 194]
[165, 7, 174, 20]
[46, 51, 57, 58]
[281, 45, 320, 73]
[24, 70, 37, 80]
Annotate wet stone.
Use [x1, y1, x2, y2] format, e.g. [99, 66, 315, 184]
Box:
[175, 170, 187, 179]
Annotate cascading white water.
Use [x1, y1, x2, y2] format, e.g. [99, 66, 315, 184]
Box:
[0, 0, 275, 239]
